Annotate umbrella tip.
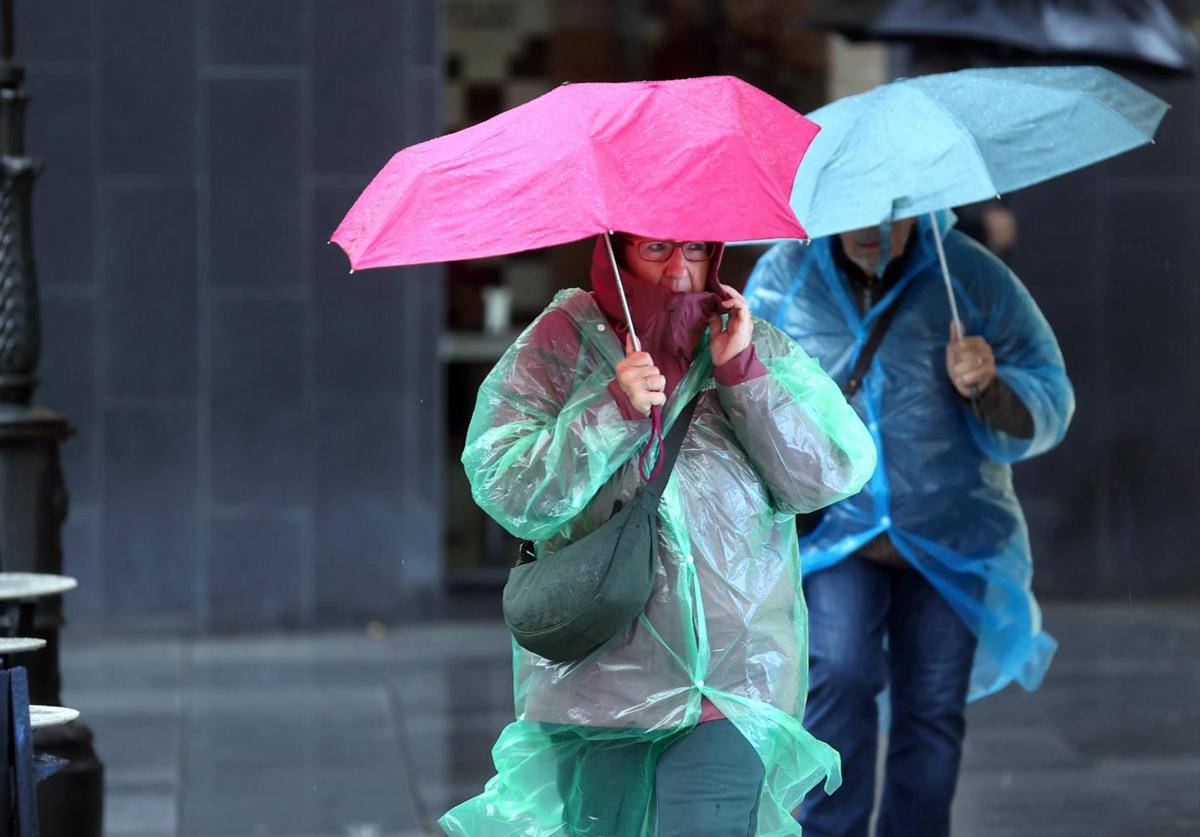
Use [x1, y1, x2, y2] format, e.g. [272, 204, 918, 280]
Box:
[348, 268, 355, 275]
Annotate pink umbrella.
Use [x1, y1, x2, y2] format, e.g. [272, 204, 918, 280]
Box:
[331, 75, 818, 272]
[332, 76, 818, 480]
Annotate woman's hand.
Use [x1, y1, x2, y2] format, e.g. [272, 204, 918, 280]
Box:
[709, 283, 753, 367]
[616, 334, 667, 416]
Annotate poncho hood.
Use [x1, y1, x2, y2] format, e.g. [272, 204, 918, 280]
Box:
[589, 235, 727, 398]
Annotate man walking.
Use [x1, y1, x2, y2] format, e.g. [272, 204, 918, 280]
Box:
[744, 211, 1075, 837]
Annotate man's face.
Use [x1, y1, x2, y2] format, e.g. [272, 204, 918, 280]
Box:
[838, 217, 917, 275]
[622, 236, 712, 294]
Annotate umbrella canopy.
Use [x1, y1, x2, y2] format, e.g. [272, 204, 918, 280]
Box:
[331, 76, 820, 272]
[873, 0, 1200, 74]
[791, 65, 1168, 240]
[804, 0, 1199, 74]
[803, 0, 890, 41]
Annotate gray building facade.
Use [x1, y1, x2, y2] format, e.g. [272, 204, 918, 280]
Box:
[21, 0, 444, 632]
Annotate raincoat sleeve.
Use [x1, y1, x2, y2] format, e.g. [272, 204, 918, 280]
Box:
[960, 249, 1076, 463]
[461, 308, 648, 542]
[715, 317, 877, 515]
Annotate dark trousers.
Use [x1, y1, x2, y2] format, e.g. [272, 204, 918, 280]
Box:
[796, 556, 979, 837]
[656, 719, 764, 837]
[557, 719, 764, 836]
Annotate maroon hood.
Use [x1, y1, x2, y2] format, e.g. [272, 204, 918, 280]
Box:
[589, 236, 728, 398]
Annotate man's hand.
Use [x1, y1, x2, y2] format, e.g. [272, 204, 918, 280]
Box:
[709, 283, 753, 367]
[616, 334, 666, 416]
[946, 323, 996, 397]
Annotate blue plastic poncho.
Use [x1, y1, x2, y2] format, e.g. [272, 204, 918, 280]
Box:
[744, 213, 1075, 700]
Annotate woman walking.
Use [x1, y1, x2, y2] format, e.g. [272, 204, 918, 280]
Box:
[441, 232, 876, 836]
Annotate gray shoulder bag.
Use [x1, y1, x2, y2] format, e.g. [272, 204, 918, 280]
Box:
[502, 394, 702, 663]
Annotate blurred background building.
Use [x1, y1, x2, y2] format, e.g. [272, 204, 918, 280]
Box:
[13, 0, 1200, 637]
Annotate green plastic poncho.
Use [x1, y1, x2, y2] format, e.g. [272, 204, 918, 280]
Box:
[441, 280, 877, 836]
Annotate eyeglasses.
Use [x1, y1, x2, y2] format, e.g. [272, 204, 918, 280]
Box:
[634, 240, 715, 262]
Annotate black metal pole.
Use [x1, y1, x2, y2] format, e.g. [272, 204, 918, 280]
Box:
[0, 2, 103, 834]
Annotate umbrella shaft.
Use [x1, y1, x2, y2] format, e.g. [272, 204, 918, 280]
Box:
[604, 231, 641, 352]
[929, 212, 963, 336]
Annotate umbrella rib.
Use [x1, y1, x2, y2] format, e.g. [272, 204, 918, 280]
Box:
[913, 71, 1167, 199]
[800, 98, 884, 232]
[564, 89, 642, 345]
[656, 78, 743, 127]
[663, 80, 779, 233]
[553, 87, 648, 346]
[565, 86, 617, 233]
[733, 128, 801, 239]
[986, 69, 1170, 131]
[906, 82, 1002, 201]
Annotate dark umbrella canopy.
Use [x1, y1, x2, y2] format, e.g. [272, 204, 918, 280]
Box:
[805, 0, 1199, 73]
[804, 0, 890, 42]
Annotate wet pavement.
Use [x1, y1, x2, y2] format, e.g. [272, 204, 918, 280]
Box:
[60, 602, 1199, 836]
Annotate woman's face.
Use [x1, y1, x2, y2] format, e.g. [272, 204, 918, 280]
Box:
[621, 236, 713, 294]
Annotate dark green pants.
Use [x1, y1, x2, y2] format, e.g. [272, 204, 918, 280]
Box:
[656, 719, 765, 836]
[557, 719, 765, 836]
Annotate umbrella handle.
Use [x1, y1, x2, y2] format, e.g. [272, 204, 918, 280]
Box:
[604, 230, 641, 353]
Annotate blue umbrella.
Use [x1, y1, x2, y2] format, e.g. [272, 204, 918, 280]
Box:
[790, 65, 1168, 331]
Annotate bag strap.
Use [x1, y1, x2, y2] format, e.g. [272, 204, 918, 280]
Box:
[843, 279, 917, 398]
[514, 394, 702, 566]
[642, 395, 702, 498]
